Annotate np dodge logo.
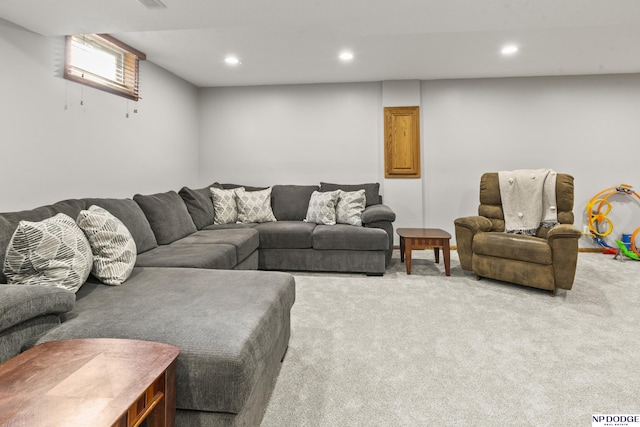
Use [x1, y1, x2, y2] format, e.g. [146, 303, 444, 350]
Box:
[593, 414, 640, 426]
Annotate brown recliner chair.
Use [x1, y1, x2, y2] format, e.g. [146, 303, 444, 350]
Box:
[454, 172, 582, 295]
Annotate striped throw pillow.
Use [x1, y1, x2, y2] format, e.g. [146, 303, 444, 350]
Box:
[76, 205, 137, 285]
[3, 213, 93, 292]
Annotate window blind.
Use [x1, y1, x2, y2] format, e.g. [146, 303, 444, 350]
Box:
[65, 34, 146, 101]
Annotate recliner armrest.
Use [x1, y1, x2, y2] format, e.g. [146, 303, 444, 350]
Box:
[362, 204, 396, 224]
[546, 224, 582, 242]
[454, 216, 492, 271]
[546, 224, 581, 291]
[454, 216, 492, 234]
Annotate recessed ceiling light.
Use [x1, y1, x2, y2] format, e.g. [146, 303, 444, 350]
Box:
[224, 56, 240, 65]
[501, 44, 519, 55]
[339, 51, 354, 61]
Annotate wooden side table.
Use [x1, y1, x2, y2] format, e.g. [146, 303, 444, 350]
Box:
[0, 338, 180, 427]
[397, 228, 452, 276]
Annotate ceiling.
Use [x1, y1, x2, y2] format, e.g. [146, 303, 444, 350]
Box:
[2, 0, 640, 87]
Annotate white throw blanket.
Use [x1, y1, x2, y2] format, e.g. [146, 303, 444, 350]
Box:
[498, 169, 558, 235]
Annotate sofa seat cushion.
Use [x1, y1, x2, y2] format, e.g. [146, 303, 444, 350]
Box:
[312, 225, 388, 251]
[32, 267, 296, 414]
[473, 232, 552, 265]
[202, 223, 257, 231]
[255, 221, 316, 249]
[135, 244, 237, 269]
[171, 229, 259, 263]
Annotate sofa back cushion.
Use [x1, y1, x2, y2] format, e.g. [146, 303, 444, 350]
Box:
[133, 191, 197, 245]
[271, 185, 319, 221]
[49, 199, 88, 219]
[179, 185, 217, 230]
[478, 172, 575, 234]
[319, 182, 381, 207]
[84, 198, 158, 254]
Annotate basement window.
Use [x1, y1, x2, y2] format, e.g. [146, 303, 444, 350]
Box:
[64, 34, 146, 101]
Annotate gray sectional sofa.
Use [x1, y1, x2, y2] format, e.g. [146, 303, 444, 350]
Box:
[0, 181, 395, 426]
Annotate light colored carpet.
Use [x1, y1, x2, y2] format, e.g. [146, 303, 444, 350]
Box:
[261, 250, 640, 427]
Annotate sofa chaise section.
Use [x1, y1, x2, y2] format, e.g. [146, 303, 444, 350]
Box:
[0, 196, 295, 427]
[31, 267, 295, 426]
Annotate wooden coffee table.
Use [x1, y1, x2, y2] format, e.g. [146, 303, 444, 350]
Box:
[0, 338, 180, 427]
[397, 228, 452, 276]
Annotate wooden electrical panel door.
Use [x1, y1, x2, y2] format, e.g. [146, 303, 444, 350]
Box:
[384, 106, 420, 178]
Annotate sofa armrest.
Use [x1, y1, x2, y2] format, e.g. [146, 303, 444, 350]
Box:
[0, 285, 75, 333]
[362, 204, 396, 224]
[546, 224, 582, 291]
[453, 216, 492, 271]
[361, 204, 395, 267]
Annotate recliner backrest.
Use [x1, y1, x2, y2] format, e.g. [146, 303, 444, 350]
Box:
[478, 172, 575, 236]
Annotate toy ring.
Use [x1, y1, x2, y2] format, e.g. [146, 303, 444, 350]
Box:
[586, 184, 640, 258]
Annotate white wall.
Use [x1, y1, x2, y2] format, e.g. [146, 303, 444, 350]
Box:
[422, 74, 640, 247]
[198, 83, 380, 186]
[0, 19, 200, 212]
[381, 80, 424, 242]
[198, 74, 640, 247]
[4, 16, 638, 248]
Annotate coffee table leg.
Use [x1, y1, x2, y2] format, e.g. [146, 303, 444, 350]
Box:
[434, 247, 440, 264]
[443, 240, 451, 276]
[405, 240, 412, 274]
[400, 236, 405, 262]
[147, 360, 177, 427]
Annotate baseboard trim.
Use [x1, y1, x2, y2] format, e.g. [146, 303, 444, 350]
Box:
[393, 245, 459, 251]
[393, 245, 605, 253]
[578, 247, 606, 253]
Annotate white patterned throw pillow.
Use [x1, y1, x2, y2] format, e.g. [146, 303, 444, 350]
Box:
[3, 213, 93, 292]
[336, 189, 366, 226]
[236, 187, 277, 223]
[210, 187, 241, 224]
[77, 205, 137, 285]
[305, 190, 340, 225]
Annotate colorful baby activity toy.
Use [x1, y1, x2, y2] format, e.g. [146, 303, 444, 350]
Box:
[586, 184, 640, 260]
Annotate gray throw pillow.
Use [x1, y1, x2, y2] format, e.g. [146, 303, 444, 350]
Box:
[179, 186, 215, 230]
[3, 213, 93, 292]
[220, 183, 268, 192]
[77, 205, 136, 285]
[271, 185, 319, 221]
[305, 190, 340, 225]
[133, 191, 197, 245]
[236, 187, 277, 223]
[336, 190, 366, 226]
[320, 182, 380, 207]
